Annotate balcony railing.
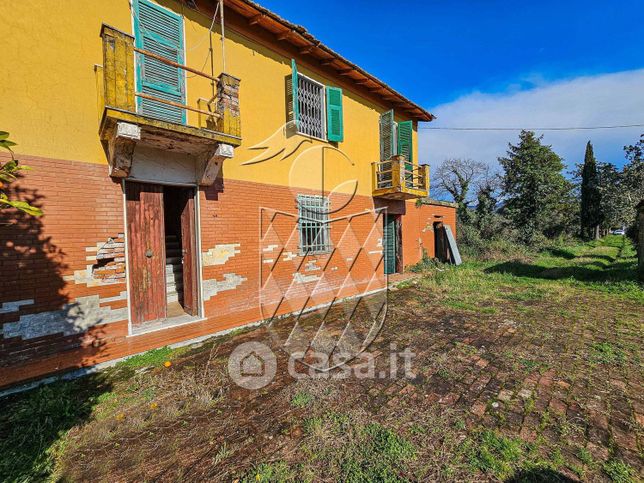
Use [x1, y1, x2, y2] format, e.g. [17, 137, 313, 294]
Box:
[99, 24, 241, 141]
[372, 155, 429, 200]
[98, 25, 241, 185]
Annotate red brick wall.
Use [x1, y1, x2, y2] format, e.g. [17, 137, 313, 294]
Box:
[0, 155, 454, 388]
[198, 179, 386, 327]
[0, 155, 128, 379]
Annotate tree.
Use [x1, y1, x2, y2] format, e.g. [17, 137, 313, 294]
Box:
[622, 134, 644, 247]
[597, 162, 626, 232]
[0, 131, 42, 216]
[623, 134, 644, 212]
[579, 141, 602, 239]
[432, 158, 487, 223]
[498, 130, 571, 244]
[474, 167, 502, 239]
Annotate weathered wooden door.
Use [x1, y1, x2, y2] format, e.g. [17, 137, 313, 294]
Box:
[384, 214, 397, 275]
[180, 189, 198, 315]
[126, 182, 167, 325]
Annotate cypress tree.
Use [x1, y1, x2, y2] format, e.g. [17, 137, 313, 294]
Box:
[580, 141, 602, 239]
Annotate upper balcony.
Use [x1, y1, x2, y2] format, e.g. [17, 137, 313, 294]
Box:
[372, 155, 429, 200]
[98, 25, 241, 185]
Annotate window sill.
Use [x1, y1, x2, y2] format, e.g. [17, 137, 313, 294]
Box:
[295, 130, 328, 143]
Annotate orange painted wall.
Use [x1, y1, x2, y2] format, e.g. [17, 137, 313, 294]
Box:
[401, 201, 457, 269]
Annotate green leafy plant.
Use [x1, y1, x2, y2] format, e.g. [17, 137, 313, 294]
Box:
[291, 391, 313, 408]
[0, 131, 42, 216]
[603, 459, 636, 483]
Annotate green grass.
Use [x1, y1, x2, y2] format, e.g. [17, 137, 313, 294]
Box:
[418, 236, 642, 309]
[603, 459, 637, 483]
[0, 377, 110, 482]
[291, 391, 313, 408]
[115, 346, 181, 370]
[590, 342, 626, 366]
[242, 461, 296, 482]
[340, 423, 416, 482]
[467, 430, 525, 479]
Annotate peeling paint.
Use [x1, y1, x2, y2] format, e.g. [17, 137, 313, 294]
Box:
[283, 251, 297, 261]
[203, 273, 247, 301]
[262, 244, 278, 252]
[1, 293, 128, 340]
[263, 258, 274, 264]
[202, 243, 241, 266]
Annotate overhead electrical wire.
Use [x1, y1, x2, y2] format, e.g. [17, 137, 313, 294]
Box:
[419, 123, 644, 131]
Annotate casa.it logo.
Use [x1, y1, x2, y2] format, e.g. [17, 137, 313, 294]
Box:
[227, 341, 277, 390]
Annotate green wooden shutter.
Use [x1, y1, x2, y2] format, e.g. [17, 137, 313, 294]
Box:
[133, 0, 185, 124]
[397, 120, 413, 162]
[326, 86, 343, 142]
[397, 120, 414, 187]
[286, 59, 300, 128]
[379, 110, 395, 161]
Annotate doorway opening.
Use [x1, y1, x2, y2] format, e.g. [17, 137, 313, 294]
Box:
[125, 181, 199, 333]
[434, 221, 449, 262]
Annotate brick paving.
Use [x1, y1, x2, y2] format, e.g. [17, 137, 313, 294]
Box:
[54, 278, 643, 481]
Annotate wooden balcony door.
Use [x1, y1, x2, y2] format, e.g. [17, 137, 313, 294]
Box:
[126, 181, 167, 326]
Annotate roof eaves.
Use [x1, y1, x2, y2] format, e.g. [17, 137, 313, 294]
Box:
[224, 0, 435, 122]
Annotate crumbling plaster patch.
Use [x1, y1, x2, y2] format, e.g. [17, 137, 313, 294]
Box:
[203, 273, 247, 301]
[1, 292, 128, 340]
[202, 243, 241, 266]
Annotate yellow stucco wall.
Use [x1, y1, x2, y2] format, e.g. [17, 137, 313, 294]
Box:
[2, 0, 419, 197]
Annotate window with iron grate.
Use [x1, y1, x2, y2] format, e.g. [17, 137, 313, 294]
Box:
[297, 75, 326, 139]
[297, 194, 331, 253]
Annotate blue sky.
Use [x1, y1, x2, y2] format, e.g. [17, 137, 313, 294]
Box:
[260, 0, 644, 169]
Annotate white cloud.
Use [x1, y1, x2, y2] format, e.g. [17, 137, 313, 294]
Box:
[420, 69, 644, 173]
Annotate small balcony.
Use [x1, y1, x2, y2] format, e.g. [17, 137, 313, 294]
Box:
[372, 155, 429, 200]
[98, 25, 241, 185]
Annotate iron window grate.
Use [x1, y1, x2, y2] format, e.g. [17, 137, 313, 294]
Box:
[297, 194, 331, 254]
[297, 75, 326, 139]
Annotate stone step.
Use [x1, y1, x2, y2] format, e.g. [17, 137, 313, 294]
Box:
[166, 271, 182, 283]
[167, 292, 179, 303]
[166, 280, 183, 293]
[166, 264, 182, 276]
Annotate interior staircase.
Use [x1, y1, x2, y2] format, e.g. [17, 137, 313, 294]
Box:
[165, 234, 183, 304]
